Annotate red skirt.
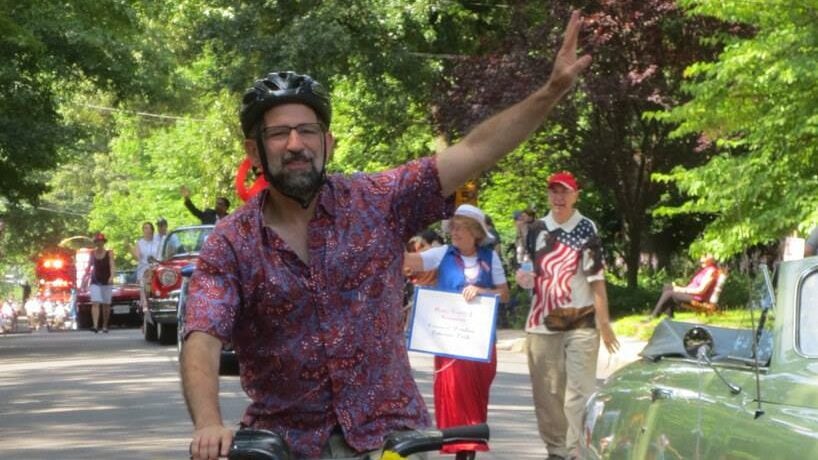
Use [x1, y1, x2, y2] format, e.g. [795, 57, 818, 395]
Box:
[434, 347, 497, 454]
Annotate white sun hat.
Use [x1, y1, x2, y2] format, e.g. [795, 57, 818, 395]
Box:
[454, 204, 495, 244]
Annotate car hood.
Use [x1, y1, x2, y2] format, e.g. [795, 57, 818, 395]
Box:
[640, 319, 773, 363]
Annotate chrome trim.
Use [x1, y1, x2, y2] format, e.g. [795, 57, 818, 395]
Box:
[794, 264, 818, 358]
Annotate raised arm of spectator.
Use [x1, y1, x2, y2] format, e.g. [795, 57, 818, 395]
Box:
[180, 185, 206, 221]
[436, 10, 591, 197]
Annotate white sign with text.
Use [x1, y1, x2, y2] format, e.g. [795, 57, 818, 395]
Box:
[407, 287, 498, 362]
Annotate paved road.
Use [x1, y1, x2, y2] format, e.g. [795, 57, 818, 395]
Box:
[0, 328, 644, 459]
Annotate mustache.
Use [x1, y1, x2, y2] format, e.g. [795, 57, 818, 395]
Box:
[282, 149, 314, 165]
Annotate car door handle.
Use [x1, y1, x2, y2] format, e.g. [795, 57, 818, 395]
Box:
[651, 387, 673, 402]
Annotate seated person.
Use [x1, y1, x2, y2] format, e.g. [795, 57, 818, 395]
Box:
[51, 302, 67, 330]
[647, 254, 720, 320]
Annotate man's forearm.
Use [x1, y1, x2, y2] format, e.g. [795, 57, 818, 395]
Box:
[181, 333, 224, 428]
[591, 280, 611, 326]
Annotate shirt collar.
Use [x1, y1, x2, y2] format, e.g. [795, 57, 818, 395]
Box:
[544, 209, 582, 232]
[254, 180, 336, 224]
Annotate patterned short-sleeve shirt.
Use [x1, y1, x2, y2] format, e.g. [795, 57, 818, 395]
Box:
[185, 156, 452, 458]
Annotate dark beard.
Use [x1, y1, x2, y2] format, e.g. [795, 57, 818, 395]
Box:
[268, 157, 324, 208]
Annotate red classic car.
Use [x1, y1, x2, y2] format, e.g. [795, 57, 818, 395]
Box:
[75, 270, 142, 328]
[141, 225, 213, 345]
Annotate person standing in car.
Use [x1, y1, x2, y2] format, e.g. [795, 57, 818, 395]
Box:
[180, 186, 230, 225]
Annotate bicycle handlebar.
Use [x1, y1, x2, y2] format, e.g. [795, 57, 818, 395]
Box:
[382, 423, 489, 457]
[227, 423, 490, 460]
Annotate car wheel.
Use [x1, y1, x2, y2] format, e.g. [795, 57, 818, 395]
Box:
[143, 314, 158, 342]
[158, 322, 178, 345]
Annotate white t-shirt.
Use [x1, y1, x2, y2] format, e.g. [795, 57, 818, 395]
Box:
[419, 245, 507, 286]
[136, 237, 160, 280]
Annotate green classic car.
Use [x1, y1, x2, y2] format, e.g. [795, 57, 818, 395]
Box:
[580, 259, 818, 459]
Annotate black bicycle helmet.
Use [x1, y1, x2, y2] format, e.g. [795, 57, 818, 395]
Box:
[240, 71, 332, 138]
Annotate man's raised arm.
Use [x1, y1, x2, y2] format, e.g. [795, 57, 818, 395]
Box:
[436, 10, 591, 197]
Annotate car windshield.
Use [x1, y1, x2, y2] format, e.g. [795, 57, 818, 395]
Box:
[161, 226, 214, 260]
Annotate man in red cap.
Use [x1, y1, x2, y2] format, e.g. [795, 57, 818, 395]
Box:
[516, 170, 619, 459]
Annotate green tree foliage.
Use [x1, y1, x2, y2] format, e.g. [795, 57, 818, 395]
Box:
[656, 0, 818, 258]
[0, 0, 169, 205]
[430, 1, 726, 286]
[84, 91, 242, 266]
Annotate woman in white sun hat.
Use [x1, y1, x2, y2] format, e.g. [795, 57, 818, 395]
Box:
[404, 204, 509, 460]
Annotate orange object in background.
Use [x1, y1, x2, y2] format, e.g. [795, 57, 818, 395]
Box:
[455, 180, 479, 207]
[34, 248, 77, 303]
[235, 157, 269, 202]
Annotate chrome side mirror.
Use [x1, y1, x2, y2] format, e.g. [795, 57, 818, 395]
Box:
[683, 326, 714, 358]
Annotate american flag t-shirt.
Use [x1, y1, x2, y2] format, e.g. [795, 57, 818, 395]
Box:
[525, 211, 602, 333]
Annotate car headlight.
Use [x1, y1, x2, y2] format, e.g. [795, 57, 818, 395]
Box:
[158, 269, 179, 287]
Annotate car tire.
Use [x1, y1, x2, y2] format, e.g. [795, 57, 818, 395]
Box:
[143, 315, 158, 342]
[158, 322, 177, 345]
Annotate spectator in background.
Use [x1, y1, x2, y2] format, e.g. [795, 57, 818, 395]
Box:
[484, 214, 502, 254]
[512, 209, 537, 271]
[131, 222, 159, 282]
[404, 205, 509, 460]
[51, 302, 67, 331]
[88, 232, 115, 333]
[404, 229, 445, 327]
[646, 254, 720, 320]
[156, 217, 170, 256]
[805, 226, 818, 256]
[155, 217, 180, 258]
[21, 280, 32, 305]
[1, 299, 16, 333]
[406, 229, 444, 288]
[180, 185, 230, 225]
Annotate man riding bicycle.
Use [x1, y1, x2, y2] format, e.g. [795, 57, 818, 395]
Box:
[181, 11, 591, 460]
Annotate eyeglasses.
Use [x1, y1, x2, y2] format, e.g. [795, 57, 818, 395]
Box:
[261, 123, 325, 144]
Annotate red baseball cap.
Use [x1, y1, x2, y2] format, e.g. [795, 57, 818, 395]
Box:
[547, 171, 579, 191]
[93, 232, 107, 242]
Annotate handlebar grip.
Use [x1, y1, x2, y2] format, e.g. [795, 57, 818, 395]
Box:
[383, 424, 490, 457]
[440, 423, 490, 443]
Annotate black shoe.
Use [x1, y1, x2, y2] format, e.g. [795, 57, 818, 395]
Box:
[102, 329, 109, 333]
[90, 328, 98, 333]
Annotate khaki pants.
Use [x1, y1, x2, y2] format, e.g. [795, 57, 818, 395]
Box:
[526, 329, 599, 457]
